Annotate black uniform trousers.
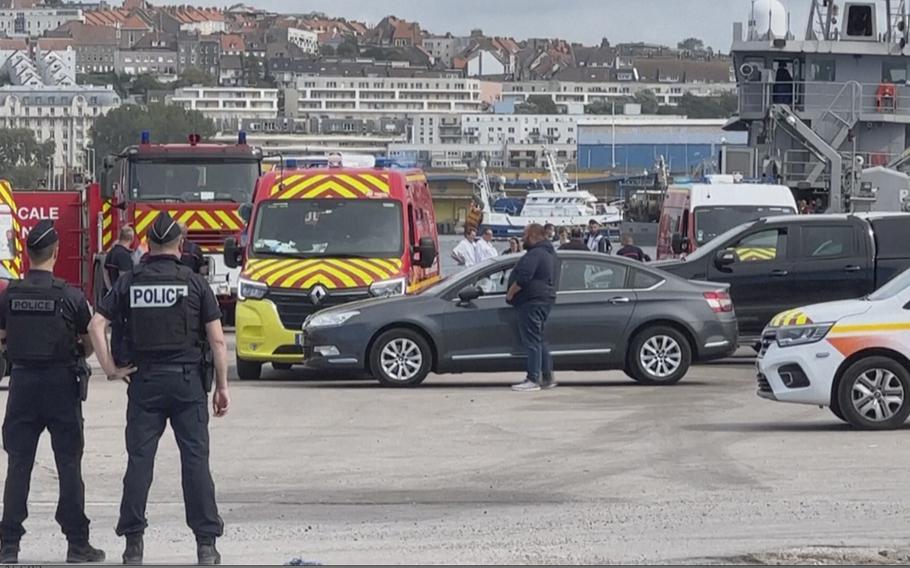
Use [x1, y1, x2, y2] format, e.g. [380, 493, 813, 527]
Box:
[116, 364, 223, 540]
[1, 366, 89, 544]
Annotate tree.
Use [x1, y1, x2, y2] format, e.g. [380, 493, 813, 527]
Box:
[129, 73, 165, 95]
[89, 103, 216, 164]
[677, 37, 705, 52]
[633, 89, 660, 114]
[515, 94, 559, 115]
[0, 129, 54, 188]
[336, 37, 359, 57]
[584, 90, 659, 115]
[174, 66, 215, 88]
[668, 92, 738, 118]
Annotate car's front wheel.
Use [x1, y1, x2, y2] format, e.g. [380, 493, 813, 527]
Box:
[837, 356, 910, 430]
[236, 358, 262, 381]
[626, 325, 692, 385]
[370, 328, 432, 388]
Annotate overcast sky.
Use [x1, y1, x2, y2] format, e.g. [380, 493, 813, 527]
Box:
[184, 0, 813, 52]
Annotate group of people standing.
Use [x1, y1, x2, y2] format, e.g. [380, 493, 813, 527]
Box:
[453, 218, 650, 268]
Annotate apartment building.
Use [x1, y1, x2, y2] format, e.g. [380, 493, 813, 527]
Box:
[282, 76, 491, 119]
[0, 8, 83, 38]
[171, 86, 278, 130]
[0, 84, 120, 176]
[502, 79, 735, 113]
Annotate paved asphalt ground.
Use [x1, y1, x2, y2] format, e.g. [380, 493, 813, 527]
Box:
[2, 336, 910, 565]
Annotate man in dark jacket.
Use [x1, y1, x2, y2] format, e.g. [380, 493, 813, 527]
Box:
[615, 233, 651, 262]
[506, 223, 557, 392]
[559, 227, 588, 251]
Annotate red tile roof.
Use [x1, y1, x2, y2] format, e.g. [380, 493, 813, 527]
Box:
[84, 8, 131, 27]
[168, 7, 225, 24]
[220, 33, 245, 52]
[121, 13, 150, 30]
[0, 38, 26, 50]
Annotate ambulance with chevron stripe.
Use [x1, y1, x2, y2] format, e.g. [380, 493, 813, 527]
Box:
[224, 157, 440, 380]
[757, 267, 910, 430]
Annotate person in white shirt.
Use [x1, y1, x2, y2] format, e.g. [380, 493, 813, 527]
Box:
[451, 228, 479, 267]
[475, 228, 499, 262]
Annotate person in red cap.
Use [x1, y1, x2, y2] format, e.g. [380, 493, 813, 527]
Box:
[88, 212, 230, 565]
[0, 219, 106, 564]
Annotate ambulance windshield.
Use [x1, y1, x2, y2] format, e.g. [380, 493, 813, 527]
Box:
[251, 199, 404, 259]
[130, 159, 259, 203]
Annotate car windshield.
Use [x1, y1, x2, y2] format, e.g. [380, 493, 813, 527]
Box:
[129, 159, 259, 203]
[868, 268, 910, 301]
[693, 206, 794, 245]
[251, 199, 404, 258]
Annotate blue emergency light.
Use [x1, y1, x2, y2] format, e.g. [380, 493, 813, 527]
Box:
[238, 130, 247, 145]
[374, 158, 399, 169]
[284, 159, 298, 168]
[140, 130, 151, 145]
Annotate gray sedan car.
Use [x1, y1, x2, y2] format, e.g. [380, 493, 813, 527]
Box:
[300, 251, 738, 387]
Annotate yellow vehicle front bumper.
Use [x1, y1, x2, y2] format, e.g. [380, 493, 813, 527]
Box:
[235, 299, 301, 364]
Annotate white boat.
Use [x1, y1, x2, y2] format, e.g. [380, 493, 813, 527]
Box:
[472, 151, 623, 237]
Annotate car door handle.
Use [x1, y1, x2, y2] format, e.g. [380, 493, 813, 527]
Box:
[844, 265, 863, 273]
[608, 296, 632, 304]
[770, 269, 789, 277]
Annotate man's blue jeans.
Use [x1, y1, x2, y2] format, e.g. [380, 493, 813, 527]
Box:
[517, 302, 553, 383]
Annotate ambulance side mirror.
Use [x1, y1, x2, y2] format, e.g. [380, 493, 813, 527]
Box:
[223, 237, 243, 269]
[416, 236, 437, 269]
[99, 155, 116, 199]
[238, 202, 253, 225]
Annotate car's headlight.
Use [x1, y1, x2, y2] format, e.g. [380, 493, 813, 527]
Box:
[237, 277, 267, 300]
[304, 310, 360, 329]
[369, 277, 407, 298]
[775, 323, 834, 348]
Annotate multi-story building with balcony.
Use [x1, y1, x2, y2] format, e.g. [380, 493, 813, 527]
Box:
[171, 86, 278, 130]
[282, 76, 493, 119]
[0, 84, 120, 178]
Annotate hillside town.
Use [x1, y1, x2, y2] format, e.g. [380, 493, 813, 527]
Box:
[0, 0, 737, 202]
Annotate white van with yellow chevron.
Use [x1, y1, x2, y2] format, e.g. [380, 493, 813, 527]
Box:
[224, 161, 441, 380]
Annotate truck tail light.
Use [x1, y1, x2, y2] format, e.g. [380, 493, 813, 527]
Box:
[703, 290, 733, 313]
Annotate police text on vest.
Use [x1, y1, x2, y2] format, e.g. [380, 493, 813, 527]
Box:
[130, 285, 189, 308]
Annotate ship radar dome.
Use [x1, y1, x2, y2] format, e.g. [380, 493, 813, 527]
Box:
[752, 0, 788, 39]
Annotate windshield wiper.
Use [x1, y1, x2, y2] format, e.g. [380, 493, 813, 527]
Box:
[139, 195, 185, 202]
[329, 253, 371, 259]
[252, 250, 307, 259]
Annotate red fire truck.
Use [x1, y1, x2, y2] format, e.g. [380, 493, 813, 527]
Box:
[0, 133, 262, 313]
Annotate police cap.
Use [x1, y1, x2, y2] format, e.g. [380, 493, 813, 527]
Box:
[148, 212, 181, 245]
[26, 219, 58, 250]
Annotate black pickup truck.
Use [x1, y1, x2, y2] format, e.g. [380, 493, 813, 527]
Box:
[657, 213, 910, 341]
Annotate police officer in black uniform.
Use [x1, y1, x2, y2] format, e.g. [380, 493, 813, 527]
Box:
[0, 219, 105, 564]
[177, 222, 206, 275]
[88, 212, 231, 566]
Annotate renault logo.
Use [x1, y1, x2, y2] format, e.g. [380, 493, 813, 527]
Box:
[310, 285, 328, 305]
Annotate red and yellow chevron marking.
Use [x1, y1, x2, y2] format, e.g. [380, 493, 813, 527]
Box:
[268, 173, 391, 200]
[242, 257, 403, 289]
[133, 208, 243, 251]
[769, 309, 813, 328]
[0, 181, 21, 278]
[101, 200, 113, 250]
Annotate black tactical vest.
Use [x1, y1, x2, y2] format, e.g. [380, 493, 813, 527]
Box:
[128, 262, 198, 359]
[5, 278, 77, 366]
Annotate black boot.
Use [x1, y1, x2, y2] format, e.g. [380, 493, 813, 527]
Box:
[196, 539, 221, 566]
[122, 534, 143, 565]
[0, 542, 19, 564]
[66, 541, 106, 563]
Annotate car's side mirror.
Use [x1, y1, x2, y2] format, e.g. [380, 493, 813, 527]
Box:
[223, 237, 243, 269]
[416, 236, 437, 269]
[238, 202, 253, 225]
[715, 249, 738, 268]
[457, 285, 483, 304]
